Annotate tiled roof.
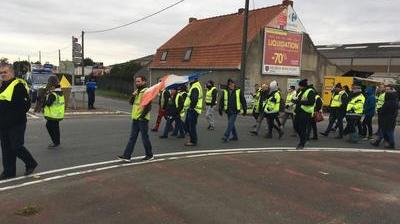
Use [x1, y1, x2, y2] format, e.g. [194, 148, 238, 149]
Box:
[150, 4, 285, 69]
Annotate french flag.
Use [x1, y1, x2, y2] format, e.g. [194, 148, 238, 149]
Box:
[140, 72, 205, 107]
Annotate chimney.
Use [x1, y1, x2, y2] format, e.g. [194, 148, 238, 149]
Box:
[282, 0, 293, 7]
[189, 17, 197, 23]
[238, 8, 245, 14]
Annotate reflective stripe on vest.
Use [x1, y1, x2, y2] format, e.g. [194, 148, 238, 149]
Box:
[223, 89, 242, 112]
[184, 81, 203, 114]
[131, 88, 150, 120]
[0, 79, 29, 102]
[376, 92, 385, 109]
[264, 91, 281, 114]
[44, 91, 65, 120]
[299, 88, 314, 114]
[205, 87, 217, 104]
[347, 94, 365, 116]
[330, 90, 346, 108]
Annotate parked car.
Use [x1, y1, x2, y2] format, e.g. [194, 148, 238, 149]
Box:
[26, 69, 52, 103]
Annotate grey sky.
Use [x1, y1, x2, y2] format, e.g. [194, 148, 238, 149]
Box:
[0, 0, 398, 65]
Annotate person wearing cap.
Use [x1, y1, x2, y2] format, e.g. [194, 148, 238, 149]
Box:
[343, 84, 365, 142]
[320, 83, 348, 138]
[264, 80, 284, 139]
[281, 85, 297, 128]
[43, 75, 65, 148]
[219, 79, 247, 143]
[184, 78, 203, 146]
[293, 79, 316, 149]
[0, 64, 38, 180]
[205, 80, 218, 130]
[250, 83, 269, 136]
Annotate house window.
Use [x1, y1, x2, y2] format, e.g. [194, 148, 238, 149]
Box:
[183, 48, 192, 61]
[160, 51, 168, 61]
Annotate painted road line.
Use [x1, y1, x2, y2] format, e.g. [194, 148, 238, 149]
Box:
[0, 147, 397, 185]
[0, 147, 399, 192]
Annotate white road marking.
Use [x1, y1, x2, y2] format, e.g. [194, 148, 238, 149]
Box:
[27, 112, 40, 119]
[0, 147, 398, 192]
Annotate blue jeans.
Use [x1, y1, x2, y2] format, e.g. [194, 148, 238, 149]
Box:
[123, 119, 152, 158]
[224, 112, 238, 139]
[172, 117, 185, 137]
[185, 110, 198, 144]
[377, 129, 395, 146]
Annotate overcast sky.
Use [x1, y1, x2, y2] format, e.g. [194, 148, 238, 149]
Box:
[0, 0, 398, 65]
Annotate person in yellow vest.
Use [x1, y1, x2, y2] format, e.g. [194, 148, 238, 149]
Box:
[375, 84, 386, 136]
[320, 83, 348, 138]
[250, 83, 269, 136]
[205, 80, 218, 130]
[0, 64, 38, 180]
[264, 81, 284, 139]
[307, 90, 323, 140]
[280, 85, 297, 128]
[43, 76, 65, 148]
[172, 85, 187, 138]
[251, 85, 262, 121]
[293, 79, 316, 150]
[219, 79, 247, 143]
[184, 78, 203, 146]
[343, 84, 366, 142]
[118, 76, 153, 162]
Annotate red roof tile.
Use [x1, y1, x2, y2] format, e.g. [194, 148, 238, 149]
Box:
[150, 4, 286, 69]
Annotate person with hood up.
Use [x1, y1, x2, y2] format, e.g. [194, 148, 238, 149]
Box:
[360, 86, 376, 140]
[264, 81, 284, 139]
[43, 76, 65, 148]
[371, 86, 399, 149]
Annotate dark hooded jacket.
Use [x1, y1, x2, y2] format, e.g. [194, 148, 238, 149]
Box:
[379, 90, 399, 130]
[363, 86, 376, 117]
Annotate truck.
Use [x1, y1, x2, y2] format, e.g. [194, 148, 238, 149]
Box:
[25, 68, 53, 103]
[322, 75, 382, 107]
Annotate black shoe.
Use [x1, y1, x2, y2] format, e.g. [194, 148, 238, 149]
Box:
[370, 141, 380, 147]
[25, 163, 38, 176]
[221, 137, 228, 143]
[0, 173, 15, 180]
[141, 155, 154, 161]
[296, 144, 304, 150]
[117, 155, 131, 163]
[209, 126, 215, 131]
[207, 125, 211, 130]
[320, 132, 328, 137]
[159, 136, 168, 139]
[279, 131, 284, 139]
[249, 131, 258, 136]
[229, 137, 238, 141]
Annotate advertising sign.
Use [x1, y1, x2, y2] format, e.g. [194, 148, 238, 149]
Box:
[287, 78, 300, 90]
[262, 28, 303, 76]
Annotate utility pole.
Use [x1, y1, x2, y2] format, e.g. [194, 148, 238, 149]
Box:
[58, 49, 61, 66]
[81, 31, 85, 79]
[240, 0, 250, 92]
[39, 51, 42, 64]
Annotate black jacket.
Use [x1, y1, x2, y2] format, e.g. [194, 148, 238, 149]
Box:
[189, 81, 200, 111]
[165, 93, 179, 117]
[219, 88, 247, 114]
[158, 90, 170, 110]
[379, 91, 399, 130]
[0, 78, 31, 129]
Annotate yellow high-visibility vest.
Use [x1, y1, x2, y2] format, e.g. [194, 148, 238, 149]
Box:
[184, 81, 203, 114]
[44, 91, 65, 120]
[330, 90, 347, 108]
[205, 87, 217, 104]
[253, 88, 261, 113]
[264, 91, 281, 114]
[175, 92, 186, 119]
[131, 88, 150, 120]
[0, 79, 29, 102]
[298, 88, 315, 114]
[223, 89, 242, 112]
[347, 94, 365, 116]
[376, 92, 385, 110]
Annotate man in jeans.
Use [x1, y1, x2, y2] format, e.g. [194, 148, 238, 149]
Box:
[118, 76, 153, 162]
[219, 79, 247, 143]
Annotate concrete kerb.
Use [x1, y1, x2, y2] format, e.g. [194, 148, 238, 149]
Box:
[0, 147, 399, 192]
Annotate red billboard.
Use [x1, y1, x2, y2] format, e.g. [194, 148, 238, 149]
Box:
[262, 28, 303, 76]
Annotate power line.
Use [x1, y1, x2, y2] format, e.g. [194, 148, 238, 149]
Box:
[85, 0, 185, 34]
